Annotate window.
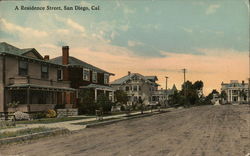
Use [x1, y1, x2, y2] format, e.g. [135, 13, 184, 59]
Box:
[41, 65, 49, 79]
[104, 74, 109, 84]
[138, 86, 141, 91]
[83, 68, 90, 81]
[57, 69, 63, 80]
[133, 86, 137, 91]
[19, 60, 28, 76]
[125, 86, 130, 91]
[92, 71, 97, 83]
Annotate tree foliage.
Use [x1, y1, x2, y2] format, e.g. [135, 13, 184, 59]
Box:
[168, 80, 205, 107]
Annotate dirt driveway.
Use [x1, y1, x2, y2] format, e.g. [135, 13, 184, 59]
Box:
[1, 105, 249, 156]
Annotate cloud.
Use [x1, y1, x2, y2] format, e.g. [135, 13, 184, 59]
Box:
[56, 29, 70, 35]
[39, 43, 58, 49]
[181, 27, 193, 33]
[128, 40, 144, 47]
[54, 15, 85, 33]
[124, 8, 136, 14]
[206, 4, 220, 15]
[0, 18, 48, 38]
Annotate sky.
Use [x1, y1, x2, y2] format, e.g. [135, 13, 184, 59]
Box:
[0, 0, 249, 95]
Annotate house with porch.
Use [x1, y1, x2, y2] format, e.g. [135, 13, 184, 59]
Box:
[49, 46, 115, 103]
[221, 80, 249, 104]
[0, 42, 76, 113]
[110, 72, 160, 105]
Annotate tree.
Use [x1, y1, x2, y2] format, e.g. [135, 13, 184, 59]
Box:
[114, 90, 129, 105]
[239, 89, 247, 104]
[168, 80, 205, 107]
[138, 97, 145, 114]
[205, 89, 219, 105]
[78, 89, 96, 114]
[96, 93, 114, 113]
[220, 90, 227, 104]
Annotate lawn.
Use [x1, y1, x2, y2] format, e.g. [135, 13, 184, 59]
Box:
[16, 116, 94, 124]
[0, 127, 54, 139]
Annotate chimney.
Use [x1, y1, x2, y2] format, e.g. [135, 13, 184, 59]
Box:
[62, 46, 69, 65]
[62, 46, 69, 81]
[44, 55, 50, 61]
[128, 71, 131, 75]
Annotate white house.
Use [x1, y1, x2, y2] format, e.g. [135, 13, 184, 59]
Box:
[111, 72, 160, 105]
[221, 80, 249, 104]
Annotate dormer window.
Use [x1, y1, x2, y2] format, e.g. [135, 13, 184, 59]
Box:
[104, 74, 109, 84]
[19, 60, 28, 76]
[92, 71, 97, 83]
[83, 68, 90, 81]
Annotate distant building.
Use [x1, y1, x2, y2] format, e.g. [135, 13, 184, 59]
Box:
[111, 72, 177, 106]
[221, 80, 249, 104]
[111, 72, 159, 105]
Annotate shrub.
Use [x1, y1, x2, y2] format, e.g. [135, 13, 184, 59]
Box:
[31, 112, 46, 119]
[46, 109, 57, 118]
[14, 111, 30, 121]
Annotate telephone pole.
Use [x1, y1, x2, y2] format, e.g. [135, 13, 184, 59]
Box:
[182, 68, 187, 96]
[165, 76, 169, 90]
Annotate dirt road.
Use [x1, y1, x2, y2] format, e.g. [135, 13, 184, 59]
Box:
[1, 105, 249, 156]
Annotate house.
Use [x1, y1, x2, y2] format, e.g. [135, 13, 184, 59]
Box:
[110, 72, 160, 105]
[221, 80, 249, 104]
[0, 42, 76, 113]
[151, 84, 178, 106]
[49, 46, 115, 102]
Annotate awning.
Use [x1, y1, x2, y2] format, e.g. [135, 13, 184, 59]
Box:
[79, 84, 114, 91]
[7, 84, 76, 92]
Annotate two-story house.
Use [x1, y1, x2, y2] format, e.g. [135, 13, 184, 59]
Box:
[0, 42, 76, 113]
[110, 72, 160, 105]
[221, 80, 249, 104]
[49, 46, 115, 102]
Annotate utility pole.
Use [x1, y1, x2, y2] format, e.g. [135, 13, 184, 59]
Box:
[165, 76, 168, 90]
[182, 68, 187, 96]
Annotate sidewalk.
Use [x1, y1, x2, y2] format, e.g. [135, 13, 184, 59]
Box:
[0, 109, 169, 133]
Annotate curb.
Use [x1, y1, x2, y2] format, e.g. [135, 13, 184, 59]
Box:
[0, 128, 70, 145]
[85, 111, 168, 128]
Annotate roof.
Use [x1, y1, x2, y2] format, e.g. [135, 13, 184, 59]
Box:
[0, 42, 43, 59]
[145, 76, 158, 81]
[111, 73, 159, 86]
[49, 56, 114, 75]
[7, 84, 76, 91]
[80, 84, 114, 91]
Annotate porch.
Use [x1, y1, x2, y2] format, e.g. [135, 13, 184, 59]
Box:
[6, 84, 76, 112]
[79, 84, 115, 102]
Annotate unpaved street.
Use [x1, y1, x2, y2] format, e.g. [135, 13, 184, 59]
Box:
[1, 105, 250, 156]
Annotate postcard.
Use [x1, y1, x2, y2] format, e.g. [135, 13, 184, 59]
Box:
[0, 0, 249, 156]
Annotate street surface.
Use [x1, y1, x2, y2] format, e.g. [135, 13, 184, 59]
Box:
[1, 105, 249, 156]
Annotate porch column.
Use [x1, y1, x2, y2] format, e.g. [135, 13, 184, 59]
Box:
[27, 87, 30, 112]
[230, 90, 232, 102]
[112, 91, 114, 102]
[95, 89, 98, 101]
[27, 87, 30, 105]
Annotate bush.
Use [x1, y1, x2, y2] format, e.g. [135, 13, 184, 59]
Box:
[31, 112, 46, 119]
[14, 111, 30, 121]
[46, 109, 57, 118]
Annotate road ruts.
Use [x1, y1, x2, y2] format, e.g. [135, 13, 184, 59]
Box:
[0, 105, 249, 156]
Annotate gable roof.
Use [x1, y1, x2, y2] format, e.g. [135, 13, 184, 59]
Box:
[111, 73, 159, 85]
[0, 42, 43, 59]
[0, 42, 62, 67]
[49, 56, 114, 75]
[145, 76, 158, 81]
